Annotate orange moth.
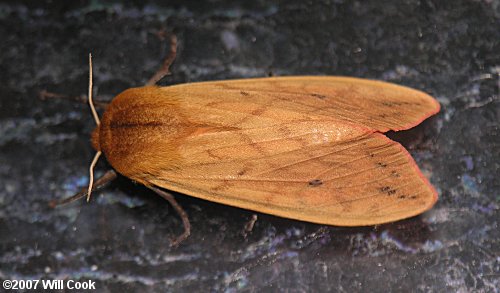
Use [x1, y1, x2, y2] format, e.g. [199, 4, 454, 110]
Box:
[63, 54, 440, 245]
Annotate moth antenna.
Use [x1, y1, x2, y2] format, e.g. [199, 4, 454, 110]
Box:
[87, 151, 102, 202]
[87, 53, 102, 202]
[88, 53, 100, 125]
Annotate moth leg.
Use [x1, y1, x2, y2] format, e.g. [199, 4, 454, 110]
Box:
[50, 169, 117, 208]
[38, 90, 109, 109]
[148, 186, 191, 247]
[145, 33, 178, 86]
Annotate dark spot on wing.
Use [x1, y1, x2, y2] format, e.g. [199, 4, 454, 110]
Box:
[308, 179, 323, 187]
[377, 162, 388, 168]
[240, 91, 250, 96]
[398, 194, 417, 200]
[391, 170, 400, 178]
[311, 93, 327, 99]
[380, 186, 397, 196]
[237, 169, 247, 176]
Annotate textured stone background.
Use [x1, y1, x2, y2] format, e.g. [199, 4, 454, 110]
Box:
[0, 0, 498, 292]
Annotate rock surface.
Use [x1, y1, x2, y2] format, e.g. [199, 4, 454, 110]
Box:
[0, 0, 498, 291]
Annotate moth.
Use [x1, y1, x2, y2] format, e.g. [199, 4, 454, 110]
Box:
[56, 52, 440, 246]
